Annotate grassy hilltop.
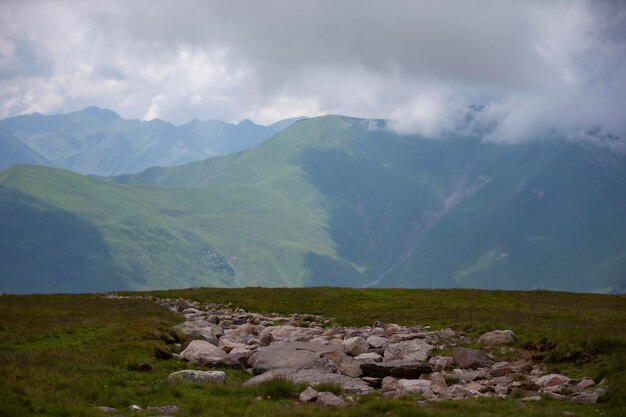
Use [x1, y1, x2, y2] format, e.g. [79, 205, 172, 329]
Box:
[1, 288, 624, 417]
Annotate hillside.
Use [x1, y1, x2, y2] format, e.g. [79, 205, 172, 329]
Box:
[0, 107, 298, 175]
[0, 128, 51, 170]
[1, 116, 626, 293]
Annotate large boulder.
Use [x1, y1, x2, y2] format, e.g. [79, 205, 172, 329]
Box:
[477, 330, 516, 346]
[396, 379, 434, 397]
[252, 342, 340, 374]
[452, 348, 494, 369]
[179, 340, 239, 367]
[244, 368, 374, 394]
[168, 370, 226, 384]
[384, 339, 434, 362]
[360, 360, 432, 378]
[366, 336, 388, 349]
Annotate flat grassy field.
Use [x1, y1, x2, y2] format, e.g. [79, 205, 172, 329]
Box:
[1, 288, 625, 417]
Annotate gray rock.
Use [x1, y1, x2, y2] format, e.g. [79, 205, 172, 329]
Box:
[185, 328, 218, 345]
[452, 348, 494, 369]
[316, 391, 345, 406]
[299, 386, 318, 402]
[342, 336, 369, 357]
[179, 340, 239, 368]
[244, 368, 374, 394]
[366, 335, 387, 349]
[354, 352, 383, 362]
[146, 405, 180, 414]
[360, 360, 432, 378]
[319, 351, 363, 378]
[252, 342, 339, 375]
[384, 339, 434, 362]
[428, 355, 454, 371]
[168, 370, 227, 384]
[396, 379, 434, 397]
[174, 320, 224, 338]
[575, 378, 595, 390]
[571, 388, 605, 404]
[477, 330, 516, 345]
[94, 406, 118, 413]
[535, 374, 571, 388]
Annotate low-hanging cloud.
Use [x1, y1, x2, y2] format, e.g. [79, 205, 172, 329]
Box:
[0, 0, 624, 143]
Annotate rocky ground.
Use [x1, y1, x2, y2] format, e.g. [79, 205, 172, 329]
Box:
[100, 294, 608, 413]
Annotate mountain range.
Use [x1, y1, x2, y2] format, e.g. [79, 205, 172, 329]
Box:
[1, 114, 625, 294]
[0, 107, 298, 175]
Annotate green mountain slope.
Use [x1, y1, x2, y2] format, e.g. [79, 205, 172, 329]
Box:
[0, 107, 298, 175]
[0, 128, 51, 170]
[1, 116, 625, 293]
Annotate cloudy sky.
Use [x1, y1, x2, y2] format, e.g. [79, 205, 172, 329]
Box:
[0, 0, 624, 141]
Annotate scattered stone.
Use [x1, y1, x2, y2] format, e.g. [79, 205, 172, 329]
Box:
[354, 352, 383, 362]
[299, 386, 318, 402]
[452, 348, 494, 369]
[477, 330, 516, 345]
[384, 339, 434, 362]
[146, 405, 180, 414]
[244, 368, 373, 394]
[366, 335, 387, 349]
[342, 336, 369, 356]
[361, 360, 432, 378]
[179, 340, 239, 368]
[535, 374, 571, 388]
[94, 406, 118, 413]
[168, 370, 227, 384]
[575, 377, 595, 390]
[316, 391, 346, 406]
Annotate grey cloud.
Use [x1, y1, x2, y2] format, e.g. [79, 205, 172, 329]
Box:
[0, 0, 624, 142]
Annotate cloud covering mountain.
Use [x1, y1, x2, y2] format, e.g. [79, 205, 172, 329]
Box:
[0, 0, 624, 142]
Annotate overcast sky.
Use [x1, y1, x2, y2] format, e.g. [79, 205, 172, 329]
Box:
[0, 0, 624, 142]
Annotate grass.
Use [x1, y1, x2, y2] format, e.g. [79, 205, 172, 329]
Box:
[1, 288, 625, 416]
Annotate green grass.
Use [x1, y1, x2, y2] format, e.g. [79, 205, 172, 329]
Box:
[1, 288, 624, 416]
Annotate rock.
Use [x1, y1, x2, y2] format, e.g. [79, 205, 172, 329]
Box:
[477, 330, 516, 345]
[449, 384, 473, 399]
[316, 391, 345, 406]
[319, 351, 363, 378]
[146, 405, 180, 414]
[184, 328, 218, 345]
[252, 341, 339, 374]
[388, 333, 425, 343]
[396, 379, 434, 397]
[354, 352, 383, 362]
[520, 395, 542, 402]
[217, 337, 248, 353]
[571, 388, 605, 404]
[489, 362, 515, 377]
[308, 357, 340, 373]
[128, 404, 142, 411]
[174, 320, 224, 338]
[421, 372, 449, 397]
[452, 348, 494, 369]
[94, 406, 118, 413]
[228, 347, 253, 366]
[535, 374, 571, 388]
[244, 368, 374, 394]
[299, 386, 319, 402]
[179, 340, 239, 368]
[428, 355, 454, 371]
[453, 368, 490, 382]
[384, 338, 434, 362]
[360, 360, 432, 378]
[575, 378, 595, 390]
[562, 412, 577, 417]
[362, 376, 382, 388]
[342, 336, 369, 356]
[366, 335, 387, 349]
[168, 370, 227, 384]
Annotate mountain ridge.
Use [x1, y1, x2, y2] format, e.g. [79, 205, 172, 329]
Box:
[1, 115, 625, 294]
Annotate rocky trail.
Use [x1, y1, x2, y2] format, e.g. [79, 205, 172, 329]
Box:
[99, 294, 607, 414]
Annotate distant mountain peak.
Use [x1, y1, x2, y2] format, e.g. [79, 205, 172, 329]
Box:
[77, 106, 121, 121]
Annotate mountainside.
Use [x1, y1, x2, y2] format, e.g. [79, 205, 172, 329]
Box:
[0, 128, 51, 170]
[1, 116, 626, 293]
[0, 107, 298, 175]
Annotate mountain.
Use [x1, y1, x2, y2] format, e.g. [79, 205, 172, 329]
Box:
[0, 107, 299, 175]
[0, 127, 51, 170]
[1, 116, 625, 294]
